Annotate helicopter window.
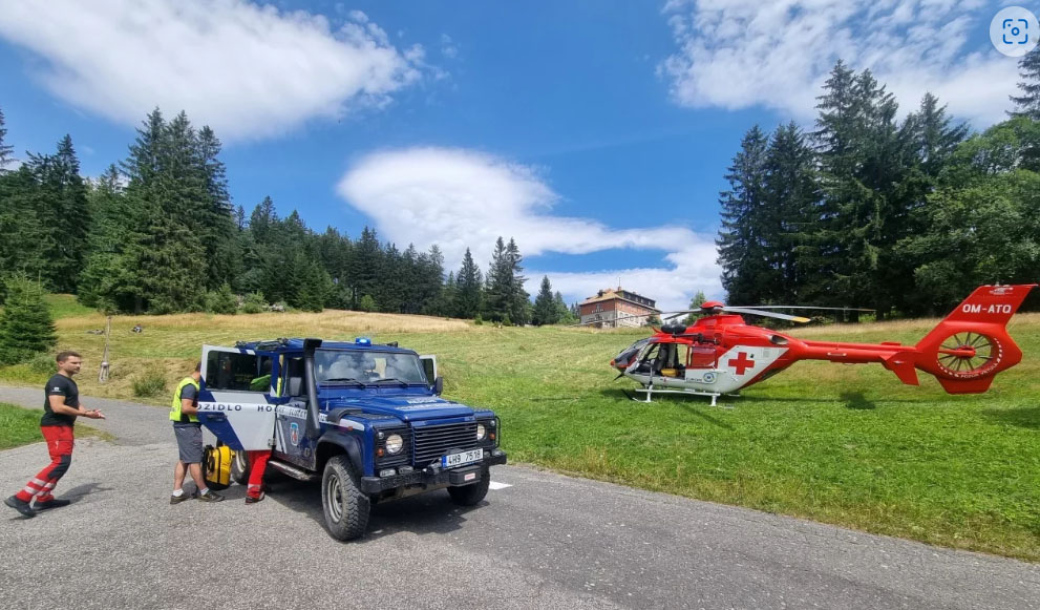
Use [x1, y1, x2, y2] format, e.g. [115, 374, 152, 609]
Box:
[656, 344, 686, 378]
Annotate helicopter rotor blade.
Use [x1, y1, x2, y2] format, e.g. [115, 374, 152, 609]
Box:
[722, 306, 811, 323]
[728, 305, 875, 312]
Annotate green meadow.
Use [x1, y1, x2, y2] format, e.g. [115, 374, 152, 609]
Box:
[2, 295, 1038, 560]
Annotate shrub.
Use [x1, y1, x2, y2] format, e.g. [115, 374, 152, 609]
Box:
[241, 291, 267, 314]
[132, 369, 167, 398]
[26, 352, 57, 376]
[204, 283, 238, 315]
[473, 314, 483, 325]
[501, 314, 513, 327]
[358, 295, 378, 312]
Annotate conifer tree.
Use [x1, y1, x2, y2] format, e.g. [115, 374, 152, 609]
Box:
[532, 275, 557, 326]
[0, 275, 57, 365]
[505, 238, 530, 325]
[0, 107, 13, 172]
[716, 125, 769, 305]
[1010, 46, 1040, 120]
[484, 237, 509, 321]
[456, 247, 483, 318]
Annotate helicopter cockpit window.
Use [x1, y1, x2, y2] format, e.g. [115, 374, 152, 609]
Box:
[633, 343, 659, 374]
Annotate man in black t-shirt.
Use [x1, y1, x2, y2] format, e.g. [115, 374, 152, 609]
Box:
[5, 351, 105, 518]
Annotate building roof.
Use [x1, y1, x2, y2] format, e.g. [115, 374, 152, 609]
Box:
[579, 288, 659, 312]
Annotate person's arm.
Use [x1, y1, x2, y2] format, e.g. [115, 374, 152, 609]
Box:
[179, 383, 200, 416]
[181, 397, 199, 416]
[48, 395, 105, 419]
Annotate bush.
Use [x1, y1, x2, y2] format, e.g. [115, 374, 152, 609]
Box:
[0, 275, 57, 365]
[501, 314, 513, 327]
[204, 283, 238, 315]
[26, 352, 57, 376]
[473, 314, 484, 325]
[241, 291, 267, 314]
[132, 369, 167, 398]
[358, 295, 378, 312]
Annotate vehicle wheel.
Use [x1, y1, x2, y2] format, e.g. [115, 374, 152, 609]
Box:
[321, 456, 370, 541]
[447, 467, 490, 506]
[230, 450, 250, 486]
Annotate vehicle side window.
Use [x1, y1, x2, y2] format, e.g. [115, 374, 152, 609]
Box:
[282, 356, 305, 397]
[206, 351, 260, 391]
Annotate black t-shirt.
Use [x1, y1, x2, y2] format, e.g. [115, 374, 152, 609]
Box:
[41, 374, 79, 427]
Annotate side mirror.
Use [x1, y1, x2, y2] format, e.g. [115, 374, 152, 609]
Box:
[433, 376, 444, 396]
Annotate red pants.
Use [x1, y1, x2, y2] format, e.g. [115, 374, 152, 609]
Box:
[16, 426, 74, 504]
[246, 450, 270, 499]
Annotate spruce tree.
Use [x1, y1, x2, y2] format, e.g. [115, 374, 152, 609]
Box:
[0, 107, 13, 172]
[456, 248, 483, 318]
[0, 275, 57, 365]
[1010, 46, 1040, 120]
[505, 238, 530, 325]
[484, 237, 509, 321]
[716, 125, 769, 305]
[50, 135, 90, 293]
[532, 275, 557, 326]
[761, 122, 819, 304]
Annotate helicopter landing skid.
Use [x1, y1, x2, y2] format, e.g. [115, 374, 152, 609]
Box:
[627, 386, 722, 406]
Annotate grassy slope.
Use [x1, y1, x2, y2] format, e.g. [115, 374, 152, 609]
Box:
[0, 402, 109, 449]
[3, 299, 1038, 560]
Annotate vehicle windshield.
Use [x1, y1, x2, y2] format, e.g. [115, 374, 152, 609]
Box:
[314, 349, 427, 385]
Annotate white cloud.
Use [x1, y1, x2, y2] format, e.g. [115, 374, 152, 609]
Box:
[337, 147, 722, 310]
[441, 34, 459, 59]
[0, 0, 426, 140]
[661, 0, 1018, 126]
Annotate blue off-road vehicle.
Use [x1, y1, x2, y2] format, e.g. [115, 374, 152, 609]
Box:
[194, 337, 507, 541]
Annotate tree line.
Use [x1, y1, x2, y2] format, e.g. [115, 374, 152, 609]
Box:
[717, 52, 1040, 318]
[0, 108, 576, 326]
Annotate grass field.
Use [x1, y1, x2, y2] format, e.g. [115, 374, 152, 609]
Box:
[3, 296, 1040, 561]
[0, 402, 109, 450]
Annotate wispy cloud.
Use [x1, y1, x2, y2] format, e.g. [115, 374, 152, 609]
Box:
[336, 147, 721, 311]
[0, 0, 428, 140]
[660, 0, 1017, 126]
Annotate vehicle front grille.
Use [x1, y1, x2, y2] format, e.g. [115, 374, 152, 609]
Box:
[412, 421, 478, 465]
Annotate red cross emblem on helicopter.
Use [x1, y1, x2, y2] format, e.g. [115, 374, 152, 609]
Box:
[728, 352, 754, 375]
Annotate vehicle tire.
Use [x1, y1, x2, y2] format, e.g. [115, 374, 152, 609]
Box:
[230, 450, 250, 486]
[321, 455, 370, 541]
[447, 467, 490, 506]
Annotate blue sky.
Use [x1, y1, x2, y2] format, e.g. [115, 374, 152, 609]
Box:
[0, 0, 1028, 310]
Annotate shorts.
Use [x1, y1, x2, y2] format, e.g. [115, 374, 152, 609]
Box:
[173, 423, 203, 464]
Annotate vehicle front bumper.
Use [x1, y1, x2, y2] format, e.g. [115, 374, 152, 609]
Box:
[360, 448, 507, 494]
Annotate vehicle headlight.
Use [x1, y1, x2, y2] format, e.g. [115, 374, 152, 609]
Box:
[476, 423, 487, 441]
[385, 434, 404, 455]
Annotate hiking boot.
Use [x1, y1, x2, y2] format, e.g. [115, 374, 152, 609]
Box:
[196, 490, 224, 503]
[169, 492, 193, 505]
[245, 492, 265, 505]
[34, 498, 71, 510]
[4, 495, 36, 518]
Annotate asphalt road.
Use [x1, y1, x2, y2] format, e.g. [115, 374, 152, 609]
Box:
[1, 385, 1038, 610]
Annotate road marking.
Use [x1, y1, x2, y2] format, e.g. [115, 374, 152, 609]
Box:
[489, 481, 512, 490]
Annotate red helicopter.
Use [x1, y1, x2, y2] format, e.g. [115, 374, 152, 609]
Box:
[609, 284, 1037, 405]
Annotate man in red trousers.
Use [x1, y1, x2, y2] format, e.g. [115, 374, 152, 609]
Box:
[5, 351, 105, 518]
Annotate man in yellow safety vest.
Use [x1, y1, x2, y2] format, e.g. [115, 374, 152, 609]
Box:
[169, 363, 223, 504]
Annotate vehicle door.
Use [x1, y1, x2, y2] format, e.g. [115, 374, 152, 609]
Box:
[273, 354, 315, 468]
[199, 346, 277, 451]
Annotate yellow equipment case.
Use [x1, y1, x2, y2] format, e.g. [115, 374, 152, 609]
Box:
[203, 443, 233, 490]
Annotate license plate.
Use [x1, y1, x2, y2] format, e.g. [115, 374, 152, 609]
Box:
[442, 448, 483, 469]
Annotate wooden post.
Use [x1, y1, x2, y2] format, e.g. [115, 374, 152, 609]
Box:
[98, 316, 111, 383]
